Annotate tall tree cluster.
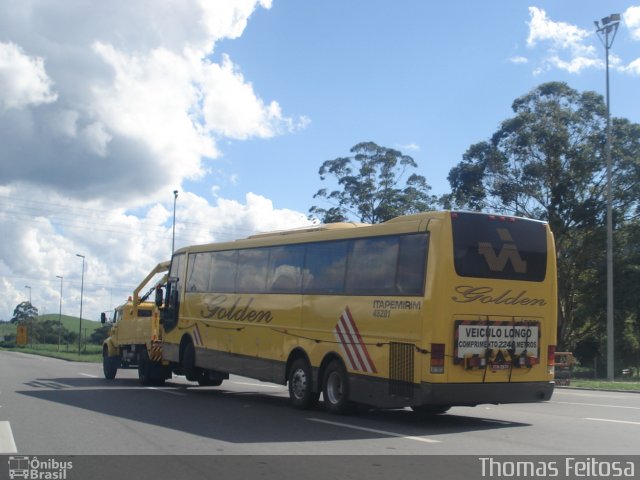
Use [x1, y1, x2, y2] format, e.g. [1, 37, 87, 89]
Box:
[310, 82, 640, 372]
[446, 82, 640, 371]
[309, 141, 437, 224]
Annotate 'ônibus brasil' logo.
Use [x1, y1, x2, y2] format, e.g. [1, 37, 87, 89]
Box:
[478, 228, 527, 274]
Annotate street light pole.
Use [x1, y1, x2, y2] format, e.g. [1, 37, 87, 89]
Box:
[172, 190, 179, 254]
[24, 285, 31, 304]
[595, 13, 620, 381]
[76, 254, 85, 355]
[56, 275, 63, 352]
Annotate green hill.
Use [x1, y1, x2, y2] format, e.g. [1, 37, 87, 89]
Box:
[38, 314, 102, 334]
[0, 314, 101, 337]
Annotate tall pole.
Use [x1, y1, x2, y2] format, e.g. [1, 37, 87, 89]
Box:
[76, 254, 85, 355]
[595, 14, 620, 381]
[24, 285, 31, 304]
[172, 190, 179, 254]
[56, 275, 63, 352]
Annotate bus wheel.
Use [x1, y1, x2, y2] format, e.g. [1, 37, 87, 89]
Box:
[411, 405, 451, 416]
[323, 360, 351, 414]
[288, 358, 318, 409]
[103, 348, 118, 380]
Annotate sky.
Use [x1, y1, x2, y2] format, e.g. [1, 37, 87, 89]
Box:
[0, 0, 638, 323]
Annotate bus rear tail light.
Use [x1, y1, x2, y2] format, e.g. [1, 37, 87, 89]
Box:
[547, 345, 556, 375]
[430, 343, 445, 374]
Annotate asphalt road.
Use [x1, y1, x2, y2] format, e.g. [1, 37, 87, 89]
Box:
[1, 350, 639, 456]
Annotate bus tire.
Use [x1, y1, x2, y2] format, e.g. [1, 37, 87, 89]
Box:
[103, 348, 118, 380]
[288, 358, 318, 409]
[322, 360, 351, 414]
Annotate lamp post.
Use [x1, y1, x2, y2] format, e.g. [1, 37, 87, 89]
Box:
[76, 254, 85, 355]
[24, 285, 32, 304]
[56, 275, 63, 351]
[595, 13, 620, 381]
[172, 190, 179, 254]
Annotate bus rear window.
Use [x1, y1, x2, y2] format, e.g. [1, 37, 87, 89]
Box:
[451, 212, 547, 282]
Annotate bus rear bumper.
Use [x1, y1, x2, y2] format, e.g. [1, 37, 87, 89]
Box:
[349, 375, 554, 408]
[414, 380, 554, 407]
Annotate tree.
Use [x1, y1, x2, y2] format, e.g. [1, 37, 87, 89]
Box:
[89, 325, 111, 345]
[447, 82, 640, 363]
[11, 301, 38, 325]
[309, 141, 437, 224]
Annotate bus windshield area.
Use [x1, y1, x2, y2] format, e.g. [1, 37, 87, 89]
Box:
[451, 212, 547, 282]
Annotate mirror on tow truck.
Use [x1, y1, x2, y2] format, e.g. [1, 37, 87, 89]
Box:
[100, 312, 107, 324]
[155, 285, 164, 308]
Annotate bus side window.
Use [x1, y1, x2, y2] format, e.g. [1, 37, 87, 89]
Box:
[267, 245, 304, 294]
[396, 233, 428, 295]
[303, 241, 348, 294]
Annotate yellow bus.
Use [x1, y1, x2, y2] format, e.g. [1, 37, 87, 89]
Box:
[159, 211, 557, 414]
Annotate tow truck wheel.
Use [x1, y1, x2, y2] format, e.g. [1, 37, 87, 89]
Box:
[103, 347, 118, 380]
[138, 349, 165, 386]
[138, 349, 151, 385]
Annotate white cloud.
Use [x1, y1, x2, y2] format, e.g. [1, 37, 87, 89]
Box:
[526, 7, 599, 74]
[201, 54, 306, 140]
[0, 0, 307, 204]
[0, 1, 313, 323]
[527, 7, 591, 50]
[0, 42, 57, 110]
[0, 187, 312, 322]
[92, 42, 215, 182]
[524, 6, 640, 77]
[620, 58, 640, 76]
[624, 5, 640, 40]
[508, 56, 529, 65]
[545, 55, 601, 74]
[396, 143, 421, 152]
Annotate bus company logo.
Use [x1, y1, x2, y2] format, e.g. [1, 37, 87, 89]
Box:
[452, 286, 547, 307]
[478, 228, 527, 273]
[333, 307, 377, 374]
[8, 456, 73, 479]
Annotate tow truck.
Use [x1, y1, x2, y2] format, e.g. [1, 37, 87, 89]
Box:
[101, 261, 171, 385]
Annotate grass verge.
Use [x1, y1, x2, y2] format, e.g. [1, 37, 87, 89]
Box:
[564, 379, 640, 392]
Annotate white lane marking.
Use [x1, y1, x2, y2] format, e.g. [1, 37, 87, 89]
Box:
[229, 381, 283, 389]
[585, 418, 640, 426]
[308, 418, 440, 444]
[552, 401, 640, 411]
[0, 421, 18, 454]
[146, 387, 187, 396]
[78, 372, 98, 378]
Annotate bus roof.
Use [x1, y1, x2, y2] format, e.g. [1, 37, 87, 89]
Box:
[173, 210, 547, 255]
[247, 221, 369, 239]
